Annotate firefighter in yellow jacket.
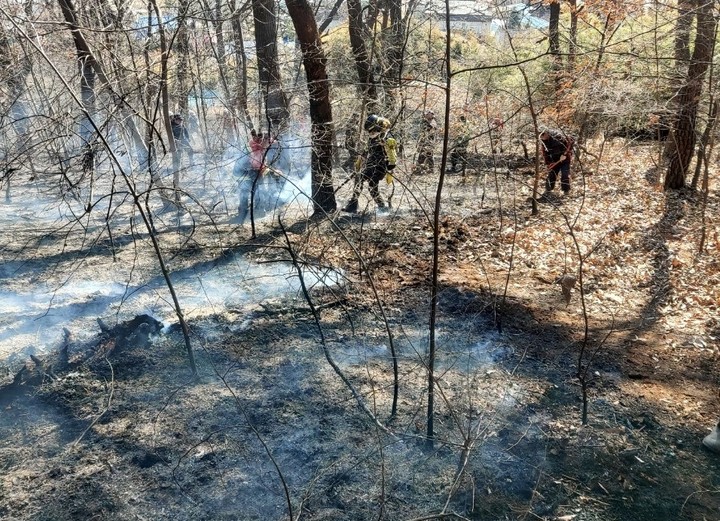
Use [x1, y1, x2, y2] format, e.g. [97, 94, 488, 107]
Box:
[342, 114, 397, 213]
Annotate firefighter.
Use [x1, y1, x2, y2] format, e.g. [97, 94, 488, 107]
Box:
[539, 126, 575, 195]
[449, 114, 472, 174]
[170, 114, 194, 164]
[413, 110, 437, 174]
[342, 114, 397, 213]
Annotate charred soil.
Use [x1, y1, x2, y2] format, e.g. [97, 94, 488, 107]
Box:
[1, 141, 720, 520]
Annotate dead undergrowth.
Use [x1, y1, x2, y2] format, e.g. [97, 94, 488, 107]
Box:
[1, 140, 720, 520]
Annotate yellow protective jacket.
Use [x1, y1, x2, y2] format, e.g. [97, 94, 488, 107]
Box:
[384, 134, 397, 167]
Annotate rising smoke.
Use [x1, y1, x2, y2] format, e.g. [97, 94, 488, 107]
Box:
[0, 125, 323, 372]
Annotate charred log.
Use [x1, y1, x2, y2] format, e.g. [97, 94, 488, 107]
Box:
[0, 315, 163, 397]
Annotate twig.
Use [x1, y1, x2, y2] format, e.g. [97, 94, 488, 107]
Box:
[278, 217, 393, 437]
[680, 488, 720, 516]
[403, 512, 471, 521]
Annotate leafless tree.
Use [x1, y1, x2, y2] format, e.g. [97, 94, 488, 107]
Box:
[252, 0, 289, 131]
[285, 0, 337, 215]
[664, 0, 718, 189]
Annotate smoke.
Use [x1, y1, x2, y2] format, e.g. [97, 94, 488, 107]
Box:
[0, 254, 343, 369]
[0, 125, 326, 370]
[230, 133, 313, 220]
[0, 282, 128, 367]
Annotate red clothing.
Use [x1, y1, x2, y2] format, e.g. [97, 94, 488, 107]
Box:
[249, 137, 265, 171]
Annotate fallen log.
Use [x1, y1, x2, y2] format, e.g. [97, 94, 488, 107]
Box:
[0, 314, 163, 398]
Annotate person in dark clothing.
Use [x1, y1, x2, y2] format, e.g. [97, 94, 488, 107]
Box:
[539, 127, 574, 194]
[449, 115, 471, 173]
[342, 112, 361, 173]
[413, 111, 437, 174]
[170, 114, 194, 164]
[343, 114, 397, 213]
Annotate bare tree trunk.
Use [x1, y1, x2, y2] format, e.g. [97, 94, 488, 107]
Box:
[426, 0, 454, 450]
[212, 0, 230, 101]
[56, 0, 98, 207]
[699, 129, 712, 253]
[285, 0, 337, 215]
[56, 0, 149, 170]
[664, 1, 718, 189]
[691, 10, 718, 191]
[691, 98, 717, 190]
[149, 0, 178, 205]
[568, 0, 577, 68]
[168, 0, 191, 198]
[79, 56, 97, 202]
[548, 0, 562, 93]
[252, 0, 289, 132]
[347, 0, 377, 105]
[175, 0, 191, 116]
[0, 16, 33, 201]
[142, 3, 161, 178]
[381, 0, 405, 111]
[548, 1, 561, 56]
[318, 0, 345, 33]
[675, 0, 693, 72]
[229, 0, 253, 131]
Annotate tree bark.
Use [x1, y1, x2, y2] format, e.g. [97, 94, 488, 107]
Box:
[56, 0, 97, 188]
[381, 0, 405, 110]
[285, 0, 337, 215]
[175, 0, 191, 117]
[548, 0, 562, 92]
[664, 0, 718, 189]
[212, 0, 231, 102]
[229, 0, 253, 131]
[79, 56, 97, 186]
[691, 98, 717, 190]
[548, 1, 560, 57]
[568, 0, 577, 68]
[148, 0, 178, 204]
[347, 0, 377, 104]
[674, 0, 693, 72]
[252, 0, 289, 132]
[57, 0, 150, 168]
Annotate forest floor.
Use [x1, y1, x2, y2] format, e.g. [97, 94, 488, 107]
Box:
[1, 138, 719, 520]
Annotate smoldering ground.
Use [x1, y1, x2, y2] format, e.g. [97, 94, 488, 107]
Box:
[5, 116, 709, 521]
[0, 131, 316, 370]
[0, 136, 546, 519]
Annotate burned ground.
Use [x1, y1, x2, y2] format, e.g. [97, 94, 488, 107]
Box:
[1, 141, 719, 520]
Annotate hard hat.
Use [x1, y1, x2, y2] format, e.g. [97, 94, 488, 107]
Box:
[365, 114, 390, 133]
[364, 114, 380, 132]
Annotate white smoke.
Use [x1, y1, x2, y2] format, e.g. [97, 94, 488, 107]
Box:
[230, 132, 313, 221]
[0, 255, 342, 368]
[0, 127, 331, 370]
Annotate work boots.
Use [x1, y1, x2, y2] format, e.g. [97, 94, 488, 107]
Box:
[703, 422, 720, 454]
[342, 199, 359, 213]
